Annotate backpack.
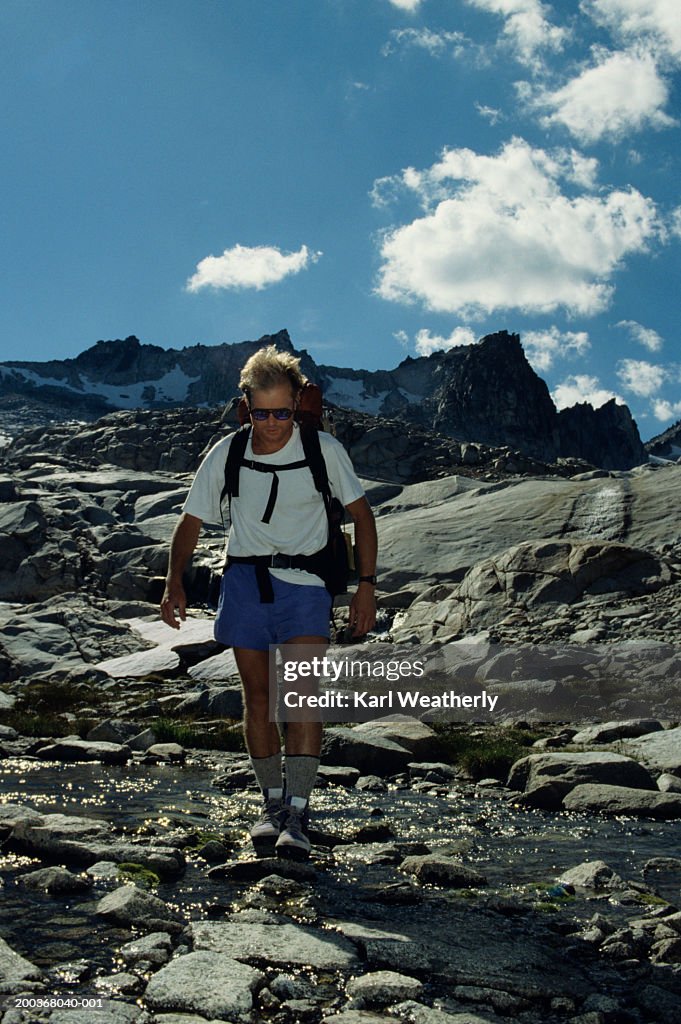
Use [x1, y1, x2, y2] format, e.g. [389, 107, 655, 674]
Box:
[220, 384, 352, 601]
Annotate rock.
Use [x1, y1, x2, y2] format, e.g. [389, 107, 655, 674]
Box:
[96, 885, 183, 930]
[355, 775, 387, 792]
[557, 861, 623, 890]
[621, 726, 681, 774]
[18, 866, 93, 894]
[0, 936, 43, 985]
[571, 719, 664, 745]
[657, 773, 681, 793]
[390, 1002, 498, 1023]
[507, 751, 656, 802]
[118, 932, 173, 967]
[86, 719, 143, 744]
[346, 970, 423, 1007]
[35, 738, 131, 765]
[317, 765, 362, 786]
[400, 855, 486, 889]
[322, 726, 413, 776]
[352, 718, 445, 760]
[146, 742, 185, 762]
[144, 950, 264, 1019]
[189, 918, 360, 969]
[562, 784, 681, 818]
[49, 1002, 142, 1024]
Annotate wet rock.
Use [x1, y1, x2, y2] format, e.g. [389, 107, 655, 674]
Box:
[317, 765, 362, 787]
[18, 866, 93, 894]
[118, 931, 173, 967]
[146, 742, 185, 763]
[190, 917, 360, 969]
[48, 1003, 142, 1023]
[0, 936, 43, 986]
[346, 969, 423, 1007]
[144, 950, 264, 1019]
[507, 751, 656, 809]
[96, 884, 183, 931]
[322, 727, 413, 776]
[562, 783, 681, 818]
[355, 774, 387, 792]
[35, 738, 131, 765]
[557, 861, 624, 891]
[391, 1002, 498, 1023]
[400, 854, 486, 889]
[207, 858, 316, 884]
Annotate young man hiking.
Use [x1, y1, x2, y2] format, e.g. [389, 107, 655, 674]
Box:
[161, 346, 377, 861]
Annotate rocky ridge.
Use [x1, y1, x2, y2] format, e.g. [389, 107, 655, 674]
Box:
[0, 329, 650, 470]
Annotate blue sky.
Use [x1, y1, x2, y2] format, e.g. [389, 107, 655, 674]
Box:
[1, 0, 680, 439]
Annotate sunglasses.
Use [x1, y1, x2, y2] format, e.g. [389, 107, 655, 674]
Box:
[249, 407, 295, 421]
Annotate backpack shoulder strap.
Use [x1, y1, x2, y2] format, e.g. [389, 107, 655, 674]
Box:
[220, 424, 251, 509]
[300, 423, 332, 511]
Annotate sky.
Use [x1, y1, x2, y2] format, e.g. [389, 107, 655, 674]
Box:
[1, 0, 680, 440]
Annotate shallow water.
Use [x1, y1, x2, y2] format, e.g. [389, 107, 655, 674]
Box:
[1, 756, 679, 985]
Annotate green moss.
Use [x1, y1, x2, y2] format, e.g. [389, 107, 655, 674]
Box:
[116, 862, 161, 888]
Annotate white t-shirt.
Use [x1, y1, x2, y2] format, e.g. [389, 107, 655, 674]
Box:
[182, 423, 365, 587]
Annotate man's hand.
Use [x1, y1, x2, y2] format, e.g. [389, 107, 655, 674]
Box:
[160, 513, 202, 629]
[348, 583, 377, 637]
[160, 581, 187, 630]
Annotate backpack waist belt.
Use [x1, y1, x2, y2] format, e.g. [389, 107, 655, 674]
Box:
[225, 549, 328, 603]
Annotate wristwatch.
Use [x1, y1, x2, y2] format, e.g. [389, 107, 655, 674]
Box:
[358, 575, 377, 585]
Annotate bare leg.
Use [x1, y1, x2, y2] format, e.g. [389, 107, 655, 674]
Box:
[281, 635, 327, 756]
[234, 647, 281, 757]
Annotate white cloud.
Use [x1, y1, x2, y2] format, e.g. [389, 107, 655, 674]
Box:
[582, 0, 681, 63]
[393, 329, 410, 349]
[671, 206, 681, 239]
[466, 0, 568, 68]
[374, 138, 660, 318]
[476, 102, 503, 124]
[653, 398, 681, 422]
[616, 358, 666, 396]
[616, 319, 663, 352]
[534, 47, 676, 143]
[383, 28, 467, 58]
[387, 0, 423, 11]
[552, 374, 622, 410]
[523, 327, 590, 372]
[186, 244, 322, 293]
[414, 326, 477, 355]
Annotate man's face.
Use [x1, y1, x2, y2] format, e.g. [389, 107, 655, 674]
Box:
[249, 383, 297, 452]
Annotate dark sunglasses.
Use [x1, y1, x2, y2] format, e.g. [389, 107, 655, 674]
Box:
[249, 407, 295, 421]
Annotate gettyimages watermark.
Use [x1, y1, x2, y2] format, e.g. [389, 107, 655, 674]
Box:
[268, 640, 681, 723]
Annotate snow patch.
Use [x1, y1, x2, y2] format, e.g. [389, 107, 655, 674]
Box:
[0, 363, 201, 409]
[324, 375, 422, 414]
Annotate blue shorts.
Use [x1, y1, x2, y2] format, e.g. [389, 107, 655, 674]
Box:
[214, 564, 332, 651]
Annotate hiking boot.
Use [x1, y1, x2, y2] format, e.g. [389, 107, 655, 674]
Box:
[275, 798, 311, 862]
[249, 789, 284, 857]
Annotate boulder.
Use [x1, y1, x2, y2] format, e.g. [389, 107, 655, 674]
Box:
[189, 918, 359, 970]
[563, 784, 681, 818]
[571, 719, 664, 745]
[621, 727, 681, 774]
[322, 727, 413, 776]
[144, 950, 264, 1019]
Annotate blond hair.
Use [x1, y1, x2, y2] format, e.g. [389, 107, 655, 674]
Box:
[239, 345, 306, 400]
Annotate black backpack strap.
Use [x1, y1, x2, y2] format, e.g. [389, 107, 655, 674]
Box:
[299, 423, 332, 512]
[220, 424, 251, 513]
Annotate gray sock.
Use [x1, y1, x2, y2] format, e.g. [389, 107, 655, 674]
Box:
[284, 755, 320, 805]
[251, 753, 283, 796]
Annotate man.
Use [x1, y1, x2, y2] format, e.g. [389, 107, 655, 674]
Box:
[161, 345, 377, 861]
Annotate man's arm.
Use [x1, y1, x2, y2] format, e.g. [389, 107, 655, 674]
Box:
[160, 512, 202, 629]
[346, 496, 377, 637]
